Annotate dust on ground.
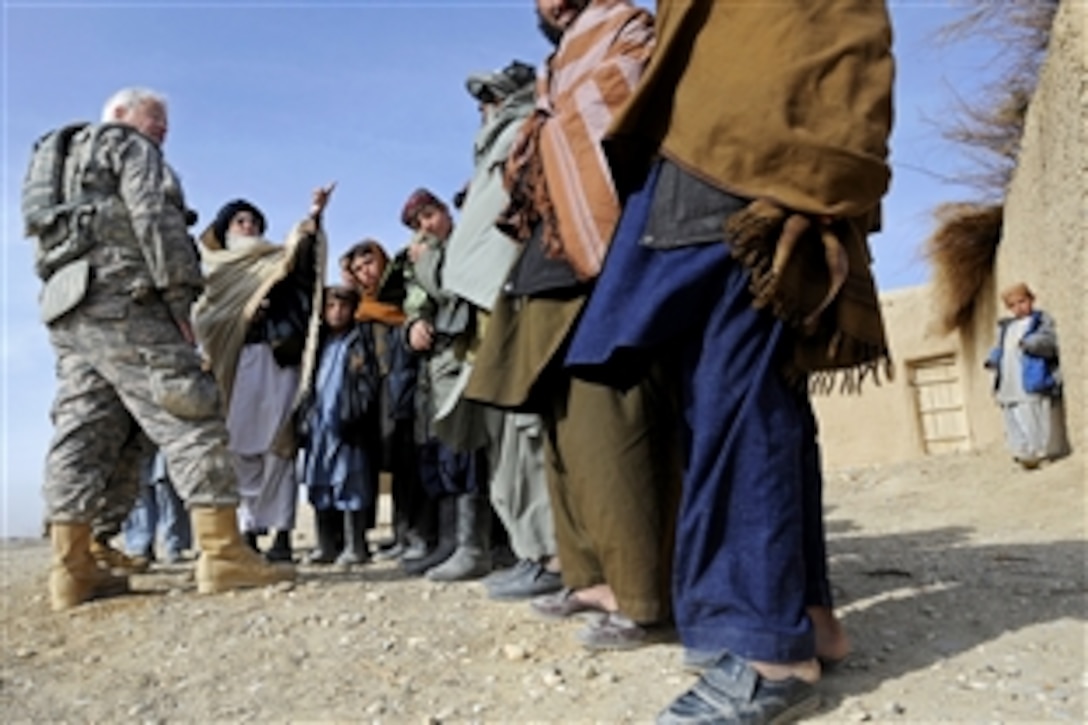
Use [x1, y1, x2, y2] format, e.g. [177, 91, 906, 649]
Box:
[2, 447, 1085, 723]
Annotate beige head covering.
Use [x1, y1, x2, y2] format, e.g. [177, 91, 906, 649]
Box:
[1000, 282, 1034, 305]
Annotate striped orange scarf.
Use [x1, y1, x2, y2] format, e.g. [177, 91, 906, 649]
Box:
[498, 0, 654, 281]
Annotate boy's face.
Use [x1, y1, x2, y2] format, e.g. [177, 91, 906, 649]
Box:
[324, 297, 355, 331]
[1005, 292, 1034, 319]
[415, 204, 453, 242]
[349, 252, 383, 292]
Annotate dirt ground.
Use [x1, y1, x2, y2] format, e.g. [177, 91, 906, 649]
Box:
[2, 446, 1084, 723]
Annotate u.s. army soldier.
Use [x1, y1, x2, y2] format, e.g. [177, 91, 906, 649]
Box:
[25, 87, 295, 611]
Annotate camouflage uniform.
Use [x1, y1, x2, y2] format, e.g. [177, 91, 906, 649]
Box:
[42, 125, 238, 524]
[90, 423, 155, 541]
[40, 421, 152, 539]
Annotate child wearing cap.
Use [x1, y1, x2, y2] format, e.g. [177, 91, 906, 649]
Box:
[985, 282, 1066, 468]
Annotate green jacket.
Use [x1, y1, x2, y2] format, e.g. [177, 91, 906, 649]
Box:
[442, 84, 535, 311]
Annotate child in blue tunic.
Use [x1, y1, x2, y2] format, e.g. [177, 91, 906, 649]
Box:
[299, 285, 382, 564]
[985, 282, 1066, 468]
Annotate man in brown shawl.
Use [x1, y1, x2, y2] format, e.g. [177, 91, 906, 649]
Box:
[564, 1, 894, 722]
[466, 0, 680, 650]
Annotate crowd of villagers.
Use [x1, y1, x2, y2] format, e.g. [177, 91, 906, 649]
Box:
[108, 0, 921, 720]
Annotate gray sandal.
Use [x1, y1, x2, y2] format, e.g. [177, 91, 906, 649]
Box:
[576, 612, 651, 651]
[529, 588, 606, 619]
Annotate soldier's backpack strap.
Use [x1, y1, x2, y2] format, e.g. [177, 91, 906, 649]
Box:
[21, 121, 91, 240]
[21, 121, 133, 282]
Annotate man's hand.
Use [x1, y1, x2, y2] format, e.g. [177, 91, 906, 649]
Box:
[310, 182, 337, 220]
[407, 239, 428, 264]
[408, 320, 434, 352]
[177, 319, 196, 346]
[341, 265, 357, 288]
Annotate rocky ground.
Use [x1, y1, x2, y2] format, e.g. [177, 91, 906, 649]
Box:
[2, 447, 1085, 723]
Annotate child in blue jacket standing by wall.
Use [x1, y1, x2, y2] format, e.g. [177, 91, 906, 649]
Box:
[985, 282, 1067, 469]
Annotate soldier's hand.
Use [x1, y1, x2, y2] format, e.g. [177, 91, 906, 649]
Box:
[310, 182, 336, 219]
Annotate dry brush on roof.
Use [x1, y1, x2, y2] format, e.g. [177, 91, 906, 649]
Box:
[924, 203, 1003, 335]
[925, 0, 1058, 332]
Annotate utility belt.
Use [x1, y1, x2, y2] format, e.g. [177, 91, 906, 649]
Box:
[35, 196, 105, 326]
[34, 195, 176, 326]
[39, 258, 167, 327]
[33, 200, 99, 283]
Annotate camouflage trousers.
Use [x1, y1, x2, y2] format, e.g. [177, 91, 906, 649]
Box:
[42, 425, 154, 539]
[90, 425, 156, 540]
[44, 292, 238, 523]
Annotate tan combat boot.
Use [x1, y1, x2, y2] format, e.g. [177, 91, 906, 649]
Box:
[49, 522, 130, 611]
[191, 506, 295, 594]
[89, 537, 151, 574]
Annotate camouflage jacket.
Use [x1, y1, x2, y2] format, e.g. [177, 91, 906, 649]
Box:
[63, 125, 202, 323]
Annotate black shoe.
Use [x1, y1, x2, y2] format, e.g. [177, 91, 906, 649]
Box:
[373, 536, 398, 551]
[400, 496, 457, 576]
[401, 542, 455, 576]
[657, 652, 819, 725]
[265, 530, 293, 563]
[243, 531, 260, 553]
[335, 510, 370, 566]
[487, 560, 564, 601]
[307, 509, 341, 564]
[372, 540, 406, 561]
[398, 532, 430, 561]
[490, 544, 518, 571]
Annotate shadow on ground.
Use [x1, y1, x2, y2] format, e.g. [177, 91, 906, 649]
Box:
[818, 519, 1086, 708]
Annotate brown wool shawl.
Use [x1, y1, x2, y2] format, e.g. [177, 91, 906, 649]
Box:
[192, 219, 326, 455]
[498, 0, 655, 281]
[355, 295, 406, 327]
[605, 0, 896, 390]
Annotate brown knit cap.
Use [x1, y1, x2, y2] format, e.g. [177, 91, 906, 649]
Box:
[400, 188, 446, 229]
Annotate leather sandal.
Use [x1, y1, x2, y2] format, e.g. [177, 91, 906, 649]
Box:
[577, 612, 651, 651]
[529, 588, 607, 619]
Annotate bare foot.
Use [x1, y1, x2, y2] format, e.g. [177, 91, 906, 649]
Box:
[807, 605, 851, 663]
[571, 583, 619, 613]
[751, 657, 821, 685]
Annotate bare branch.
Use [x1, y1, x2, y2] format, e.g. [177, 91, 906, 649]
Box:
[933, 0, 1059, 198]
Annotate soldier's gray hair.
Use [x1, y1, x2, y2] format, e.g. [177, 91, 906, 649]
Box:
[100, 87, 168, 123]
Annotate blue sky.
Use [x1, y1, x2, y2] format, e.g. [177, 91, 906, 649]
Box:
[2, 1, 1000, 536]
